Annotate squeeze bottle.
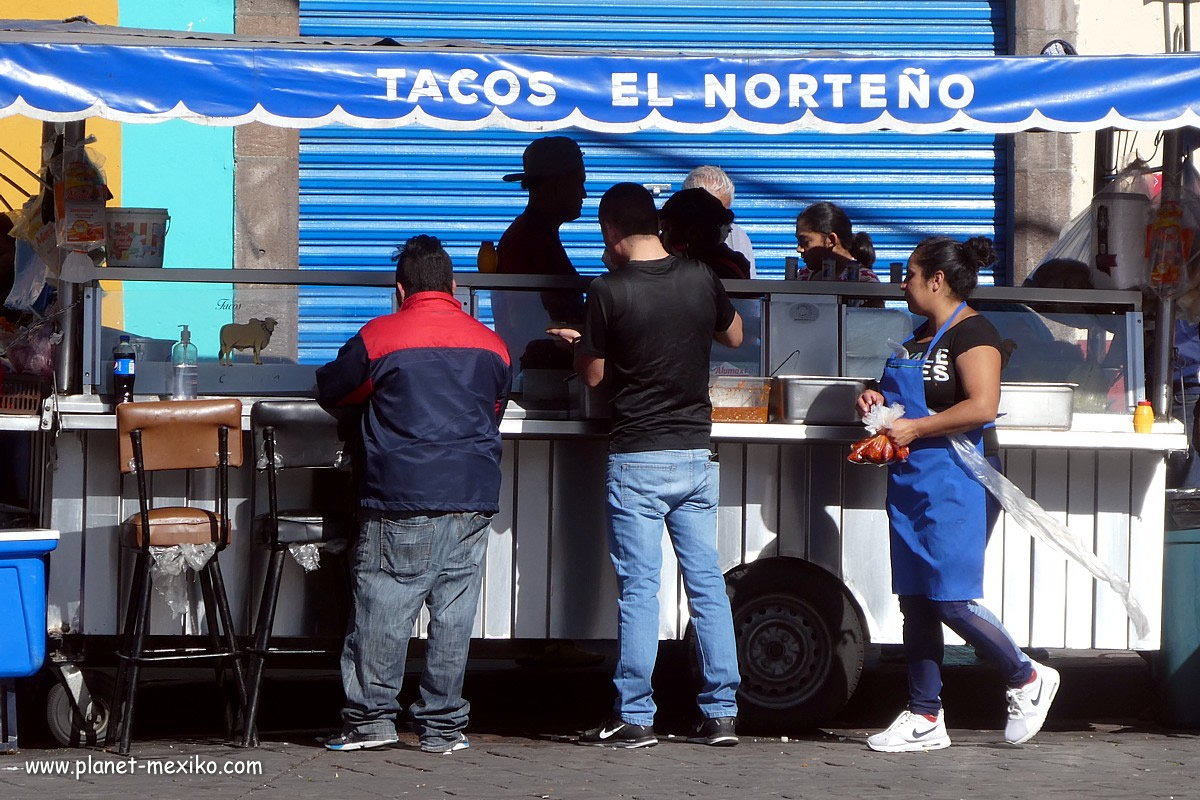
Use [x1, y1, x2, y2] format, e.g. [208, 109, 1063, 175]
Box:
[172, 325, 199, 400]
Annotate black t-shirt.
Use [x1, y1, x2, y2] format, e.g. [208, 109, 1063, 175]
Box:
[578, 255, 736, 454]
[902, 314, 1002, 454]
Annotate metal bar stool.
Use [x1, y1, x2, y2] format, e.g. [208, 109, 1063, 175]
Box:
[242, 399, 354, 747]
[106, 398, 248, 755]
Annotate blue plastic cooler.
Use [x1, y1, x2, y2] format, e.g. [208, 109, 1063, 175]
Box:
[0, 529, 59, 678]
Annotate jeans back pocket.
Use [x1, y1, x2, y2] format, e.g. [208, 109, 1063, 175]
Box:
[380, 516, 435, 579]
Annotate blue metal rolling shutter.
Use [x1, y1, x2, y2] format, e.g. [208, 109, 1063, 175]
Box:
[297, 1, 1009, 364]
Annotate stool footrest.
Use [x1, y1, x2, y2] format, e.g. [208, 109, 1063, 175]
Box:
[118, 650, 240, 664]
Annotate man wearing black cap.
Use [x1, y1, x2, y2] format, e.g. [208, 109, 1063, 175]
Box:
[499, 136, 587, 284]
[496, 136, 587, 349]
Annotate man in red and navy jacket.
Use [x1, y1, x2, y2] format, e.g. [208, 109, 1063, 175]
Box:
[316, 235, 511, 755]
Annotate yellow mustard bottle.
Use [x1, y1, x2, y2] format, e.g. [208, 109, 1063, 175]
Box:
[1133, 400, 1154, 433]
[477, 240, 498, 273]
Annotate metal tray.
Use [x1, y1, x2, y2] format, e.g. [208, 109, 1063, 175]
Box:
[771, 376, 869, 425]
[996, 382, 1075, 430]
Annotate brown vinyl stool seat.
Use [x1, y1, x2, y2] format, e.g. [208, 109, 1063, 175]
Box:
[106, 398, 248, 756]
[122, 507, 225, 548]
[242, 399, 355, 747]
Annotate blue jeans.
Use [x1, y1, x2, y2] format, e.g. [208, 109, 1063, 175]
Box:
[339, 510, 490, 748]
[606, 449, 740, 726]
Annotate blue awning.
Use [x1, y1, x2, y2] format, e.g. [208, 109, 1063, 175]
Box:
[2, 20, 1198, 133]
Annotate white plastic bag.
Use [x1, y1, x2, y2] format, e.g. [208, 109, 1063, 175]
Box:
[862, 402, 905, 435]
[949, 435, 1150, 640]
[1035, 205, 1093, 272]
[287, 537, 348, 572]
[148, 543, 217, 618]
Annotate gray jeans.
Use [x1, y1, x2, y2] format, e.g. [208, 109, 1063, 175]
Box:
[339, 510, 490, 747]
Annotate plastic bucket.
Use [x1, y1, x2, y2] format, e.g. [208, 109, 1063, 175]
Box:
[105, 207, 169, 267]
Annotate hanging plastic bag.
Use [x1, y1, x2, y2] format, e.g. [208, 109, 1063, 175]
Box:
[288, 537, 348, 573]
[1031, 205, 1093, 277]
[848, 402, 910, 465]
[148, 543, 217, 618]
[948, 434, 1150, 640]
[1147, 200, 1192, 299]
[53, 143, 107, 249]
[4, 239, 52, 314]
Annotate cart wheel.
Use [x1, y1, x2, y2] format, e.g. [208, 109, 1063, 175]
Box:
[45, 671, 112, 747]
[690, 559, 865, 732]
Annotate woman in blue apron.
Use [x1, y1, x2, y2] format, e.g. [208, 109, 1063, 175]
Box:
[855, 236, 1060, 753]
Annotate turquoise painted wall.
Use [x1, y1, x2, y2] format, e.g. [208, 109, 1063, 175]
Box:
[120, 0, 234, 361]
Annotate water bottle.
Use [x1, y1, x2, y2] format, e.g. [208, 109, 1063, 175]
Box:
[171, 325, 199, 400]
[477, 240, 498, 273]
[112, 334, 136, 405]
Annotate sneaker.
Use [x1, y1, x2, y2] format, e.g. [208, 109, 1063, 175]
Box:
[577, 717, 658, 749]
[866, 709, 951, 753]
[322, 728, 400, 751]
[1004, 661, 1061, 744]
[421, 732, 470, 754]
[686, 717, 739, 747]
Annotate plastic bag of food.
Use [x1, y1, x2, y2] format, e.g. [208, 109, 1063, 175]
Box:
[948, 434, 1150, 641]
[848, 402, 910, 465]
[54, 143, 107, 249]
[6, 322, 56, 377]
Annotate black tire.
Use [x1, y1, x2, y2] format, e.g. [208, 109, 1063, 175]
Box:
[695, 559, 866, 732]
[45, 670, 113, 747]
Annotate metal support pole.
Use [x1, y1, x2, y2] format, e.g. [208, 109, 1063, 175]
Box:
[1152, 129, 1185, 418]
[50, 121, 87, 396]
[1093, 129, 1114, 194]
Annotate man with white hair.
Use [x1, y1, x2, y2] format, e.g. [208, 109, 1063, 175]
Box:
[683, 165, 756, 277]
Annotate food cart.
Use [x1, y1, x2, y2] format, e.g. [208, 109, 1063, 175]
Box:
[0, 19, 1192, 740]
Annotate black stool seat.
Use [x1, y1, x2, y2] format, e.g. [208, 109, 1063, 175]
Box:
[256, 510, 353, 544]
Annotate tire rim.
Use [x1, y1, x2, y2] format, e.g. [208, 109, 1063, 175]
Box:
[734, 593, 832, 709]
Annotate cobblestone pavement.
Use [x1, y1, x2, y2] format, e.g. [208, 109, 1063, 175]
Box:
[2, 649, 1197, 799]
[3, 724, 1198, 800]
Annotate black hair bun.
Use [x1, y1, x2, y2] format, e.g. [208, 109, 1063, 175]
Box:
[961, 237, 995, 272]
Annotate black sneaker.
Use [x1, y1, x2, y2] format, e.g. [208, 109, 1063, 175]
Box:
[686, 717, 739, 747]
[321, 728, 400, 751]
[577, 717, 658, 748]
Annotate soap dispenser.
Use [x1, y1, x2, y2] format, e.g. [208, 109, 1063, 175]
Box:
[171, 324, 198, 400]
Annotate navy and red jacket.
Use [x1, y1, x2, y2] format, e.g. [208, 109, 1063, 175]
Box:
[315, 291, 512, 513]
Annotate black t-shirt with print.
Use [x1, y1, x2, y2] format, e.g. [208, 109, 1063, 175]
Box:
[903, 314, 1002, 454]
[578, 255, 736, 454]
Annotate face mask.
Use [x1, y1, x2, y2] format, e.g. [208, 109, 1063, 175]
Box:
[601, 248, 616, 271]
[718, 223, 732, 244]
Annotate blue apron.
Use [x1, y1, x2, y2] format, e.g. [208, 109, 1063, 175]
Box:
[879, 302, 990, 601]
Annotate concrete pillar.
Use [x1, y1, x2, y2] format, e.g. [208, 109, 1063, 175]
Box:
[233, 0, 300, 362]
[1010, 1, 1080, 285]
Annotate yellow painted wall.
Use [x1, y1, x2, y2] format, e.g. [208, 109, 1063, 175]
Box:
[0, 1, 124, 325]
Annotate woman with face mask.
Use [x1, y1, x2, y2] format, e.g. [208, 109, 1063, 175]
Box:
[658, 188, 751, 280]
[794, 201, 881, 283]
[854, 236, 1059, 754]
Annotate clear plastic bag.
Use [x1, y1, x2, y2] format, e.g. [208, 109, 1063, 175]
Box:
[948, 434, 1150, 640]
[287, 537, 347, 572]
[148, 543, 217, 618]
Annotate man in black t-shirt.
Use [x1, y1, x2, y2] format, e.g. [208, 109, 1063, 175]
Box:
[550, 182, 744, 749]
